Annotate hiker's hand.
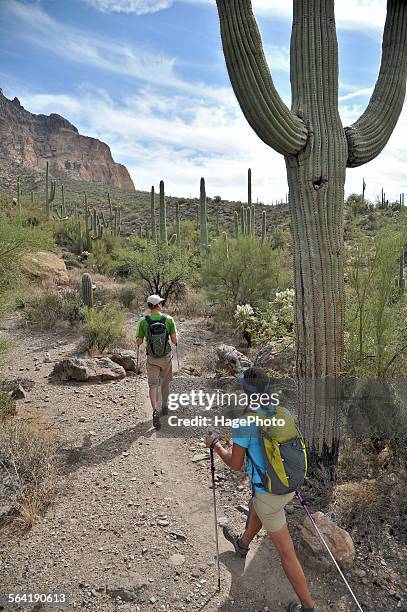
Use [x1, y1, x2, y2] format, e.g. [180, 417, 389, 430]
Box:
[205, 433, 220, 449]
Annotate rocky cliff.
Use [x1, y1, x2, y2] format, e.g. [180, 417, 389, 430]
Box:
[0, 90, 135, 190]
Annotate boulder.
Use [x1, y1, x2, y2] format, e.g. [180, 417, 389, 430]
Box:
[51, 357, 126, 382]
[254, 338, 295, 376]
[110, 350, 138, 372]
[216, 344, 252, 375]
[298, 511, 355, 571]
[22, 251, 69, 286]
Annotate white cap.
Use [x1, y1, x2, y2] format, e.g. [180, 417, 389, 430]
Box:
[147, 294, 164, 306]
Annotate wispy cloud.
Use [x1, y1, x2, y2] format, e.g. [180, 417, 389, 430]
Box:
[339, 87, 374, 102]
[79, 0, 388, 32]
[83, 0, 172, 14]
[16, 86, 406, 203]
[0, 1, 229, 100]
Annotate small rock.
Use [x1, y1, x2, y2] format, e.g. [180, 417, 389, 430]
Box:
[169, 554, 185, 567]
[192, 453, 208, 463]
[11, 384, 26, 400]
[79, 416, 86, 423]
[157, 519, 170, 527]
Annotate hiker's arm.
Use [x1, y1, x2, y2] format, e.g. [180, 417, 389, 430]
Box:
[205, 438, 245, 470]
[170, 332, 178, 345]
[136, 338, 144, 345]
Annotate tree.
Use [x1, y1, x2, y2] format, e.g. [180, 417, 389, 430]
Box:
[215, 0, 407, 468]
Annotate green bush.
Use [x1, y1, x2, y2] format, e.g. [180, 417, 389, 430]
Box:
[345, 227, 407, 378]
[202, 237, 291, 311]
[113, 238, 198, 301]
[117, 284, 139, 309]
[0, 392, 16, 420]
[83, 304, 126, 354]
[23, 289, 84, 329]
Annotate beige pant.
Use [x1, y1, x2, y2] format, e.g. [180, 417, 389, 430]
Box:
[253, 490, 295, 533]
[146, 353, 173, 387]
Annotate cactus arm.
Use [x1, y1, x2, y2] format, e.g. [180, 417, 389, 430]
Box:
[215, 0, 308, 156]
[345, 0, 407, 168]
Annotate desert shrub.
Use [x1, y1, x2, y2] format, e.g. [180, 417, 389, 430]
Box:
[117, 284, 139, 309]
[169, 288, 211, 318]
[0, 420, 56, 527]
[345, 227, 407, 378]
[113, 239, 198, 302]
[23, 289, 84, 329]
[83, 304, 126, 354]
[0, 338, 13, 366]
[202, 237, 291, 312]
[346, 193, 372, 215]
[0, 213, 54, 320]
[0, 392, 16, 420]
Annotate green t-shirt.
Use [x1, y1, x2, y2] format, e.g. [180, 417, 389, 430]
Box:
[136, 312, 177, 340]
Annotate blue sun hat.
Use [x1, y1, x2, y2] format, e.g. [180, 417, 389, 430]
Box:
[238, 368, 277, 415]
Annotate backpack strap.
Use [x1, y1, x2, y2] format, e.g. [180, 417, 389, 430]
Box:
[145, 315, 153, 326]
[245, 449, 268, 492]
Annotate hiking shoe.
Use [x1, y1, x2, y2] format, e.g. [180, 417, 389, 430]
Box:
[161, 405, 168, 416]
[287, 603, 315, 612]
[152, 411, 161, 430]
[222, 525, 249, 557]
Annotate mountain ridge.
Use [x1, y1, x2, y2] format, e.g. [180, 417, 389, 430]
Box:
[0, 89, 135, 191]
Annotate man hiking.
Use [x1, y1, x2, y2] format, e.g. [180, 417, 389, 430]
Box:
[136, 294, 178, 430]
[205, 367, 314, 612]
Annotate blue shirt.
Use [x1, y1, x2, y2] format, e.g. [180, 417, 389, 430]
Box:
[232, 409, 269, 493]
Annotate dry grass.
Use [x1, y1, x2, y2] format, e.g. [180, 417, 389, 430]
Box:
[169, 288, 212, 318]
[0, 420, 57, 528]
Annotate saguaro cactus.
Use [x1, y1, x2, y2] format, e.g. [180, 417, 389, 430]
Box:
[216, 0, 407, 464]
[44, 161, 56, 219]
[81, 273, 94, 308]
[248, 168, 252, 207]
[199, 177, 209, 253]
[150, 186, 156, 242]
[175, 200, 181, 245]
[234, 210, 239, 239]
[261, 210, 267, 244]
[159, 180, 167, 244]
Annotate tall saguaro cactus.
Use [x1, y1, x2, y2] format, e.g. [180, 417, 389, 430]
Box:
[150, 186, 157, 242]
[44, 161, 56, 219]
[216, 0, 407, 464]
[199, 177, 209, 253]
[159, 180, 167, 244]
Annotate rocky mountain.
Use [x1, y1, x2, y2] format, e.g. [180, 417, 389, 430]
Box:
[0, 90, 135, 190]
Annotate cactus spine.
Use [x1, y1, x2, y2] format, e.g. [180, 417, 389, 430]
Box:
[150, 186, 156, 242]
[199, 178, 209, 253]
[216, 0, 407, 462]
[44, 161, 56, 218]
[81, 273, 94, 308]
[159, 180, 167, 244]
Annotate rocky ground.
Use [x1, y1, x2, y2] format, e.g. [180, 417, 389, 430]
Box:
[0, 317, 406, 611]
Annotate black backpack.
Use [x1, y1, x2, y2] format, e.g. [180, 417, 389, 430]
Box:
[145, 315, 171, 357]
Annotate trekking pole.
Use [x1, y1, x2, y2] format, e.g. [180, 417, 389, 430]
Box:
[175, 343, 180, 370]
[295, 491, 364, 612]
[208, 431, 222, 592]
[136, 344, 140, 375]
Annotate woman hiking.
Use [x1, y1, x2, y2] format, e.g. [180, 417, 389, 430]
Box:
[205, 366, 315, 612]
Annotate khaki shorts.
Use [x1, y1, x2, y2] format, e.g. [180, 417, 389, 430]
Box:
[146, 353, 173, 388]
[253, 490, 295, 533]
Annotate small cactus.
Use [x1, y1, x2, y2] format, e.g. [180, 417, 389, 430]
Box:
[234, 210, 239, 239]
[77, 220, 83, 254]
[168, 233, 177, 245]
[222, 231, 229, 259]
[261, 210, 267, 243]
[81, 273, 94, 308]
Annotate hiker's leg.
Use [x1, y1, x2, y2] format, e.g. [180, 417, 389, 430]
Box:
[161, 378, 170, 408]
[240, 499, 262, 547]
[148, 386, 158, 411]
[270, 525, 313, 610]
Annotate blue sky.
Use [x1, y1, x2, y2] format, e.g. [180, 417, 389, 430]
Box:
[0, 0, 405, 202]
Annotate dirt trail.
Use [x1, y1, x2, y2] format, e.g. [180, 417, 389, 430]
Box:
[0, 318, 355, 611]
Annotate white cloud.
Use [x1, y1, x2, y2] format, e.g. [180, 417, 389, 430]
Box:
[84, 0, 172, 14]
[0, 1, 230, 101]
[265, 45, 290, 73]
[16, 86, 406, 204]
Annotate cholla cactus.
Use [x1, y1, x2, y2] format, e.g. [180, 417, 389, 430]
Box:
[234, 303, 256, 348]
